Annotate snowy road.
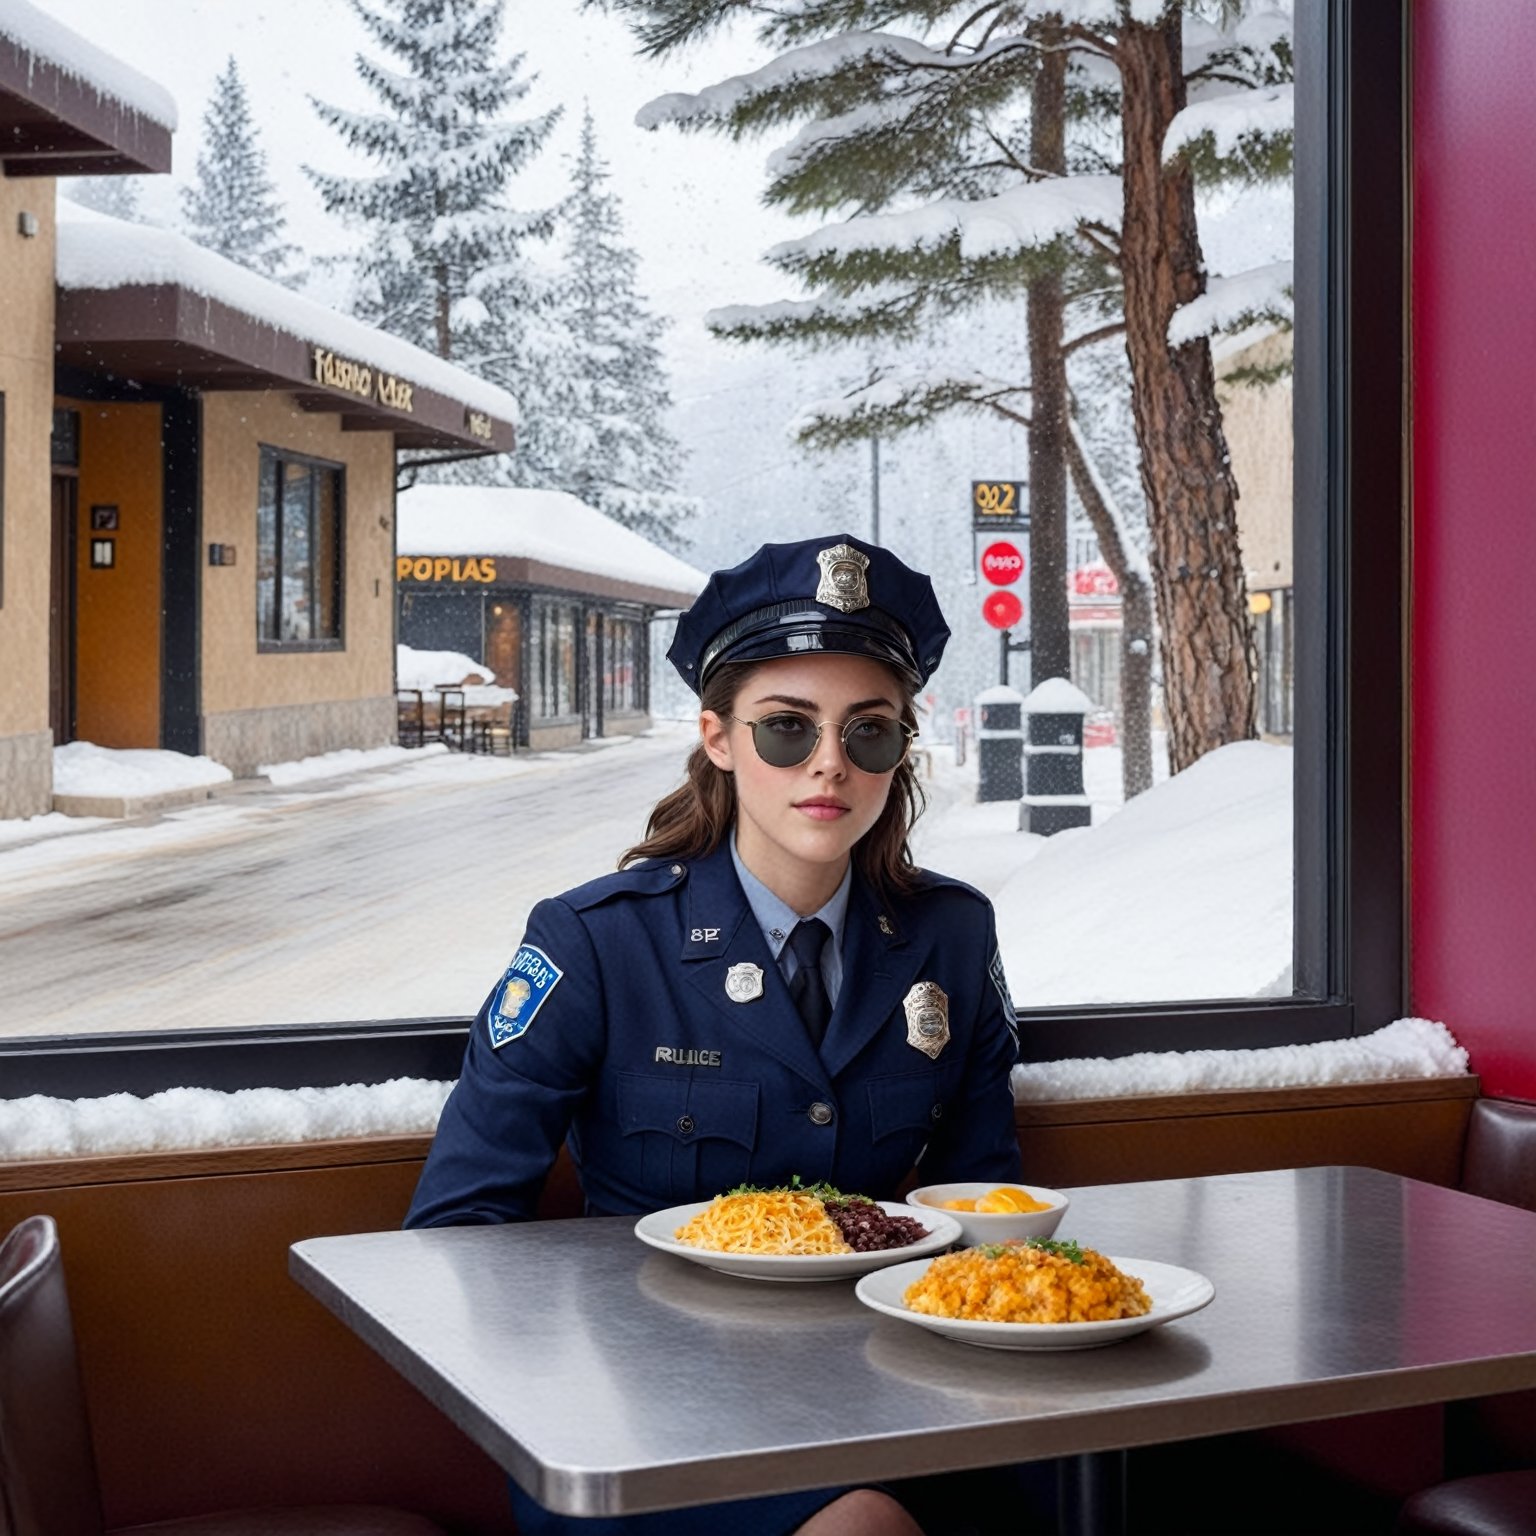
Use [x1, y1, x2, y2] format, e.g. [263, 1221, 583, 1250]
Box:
[0, 735, 700, 1038]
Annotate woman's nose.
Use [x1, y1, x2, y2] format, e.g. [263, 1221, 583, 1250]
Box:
[807, 722, 849, 776]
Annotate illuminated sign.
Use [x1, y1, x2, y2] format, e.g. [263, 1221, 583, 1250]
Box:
[971, 479, 1028, 531]
[312, 347, 416, 414]
[397, 555, 499, 584]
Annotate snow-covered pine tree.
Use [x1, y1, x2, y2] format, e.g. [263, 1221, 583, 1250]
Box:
[306, 0, 562, 434]
[523, 107, 693, 548]
[66, 176, 145, 221]
[180, 57, 300, 283]
[621, 0, 1294, 777]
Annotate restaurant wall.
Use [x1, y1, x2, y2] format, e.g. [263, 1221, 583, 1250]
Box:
[1411, 0, 1536, 1101]
[66, 399, 162, 749]
[200, 393, 396, 775]
[0, 176, 56, 817]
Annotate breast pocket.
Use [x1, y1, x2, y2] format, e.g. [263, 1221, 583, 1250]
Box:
[617, 1073, 760, 1204]
[866, 1069, 946, 1171]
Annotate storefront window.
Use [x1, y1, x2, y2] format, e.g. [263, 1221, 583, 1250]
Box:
[535, 598, 579, 719]
[605, 618, 642, 712]
[257, 446, 343, 648]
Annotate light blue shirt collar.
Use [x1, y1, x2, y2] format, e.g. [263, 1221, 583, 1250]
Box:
[729, 833, 850, 1005]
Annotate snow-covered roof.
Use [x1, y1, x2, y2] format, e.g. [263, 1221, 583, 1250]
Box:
[397, 486, 707, 606]
[0, 0, 177, 130]
[54, 203, 519, 438]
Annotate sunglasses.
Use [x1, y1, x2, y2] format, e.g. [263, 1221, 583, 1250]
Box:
[730, 711, 917, 774]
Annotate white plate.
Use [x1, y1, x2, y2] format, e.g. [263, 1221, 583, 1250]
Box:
[855, 1255, 1215, 1349]
[634, 1199, 962, 1282]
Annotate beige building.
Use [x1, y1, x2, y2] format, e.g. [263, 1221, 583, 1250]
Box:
[0, 17, 515, 816]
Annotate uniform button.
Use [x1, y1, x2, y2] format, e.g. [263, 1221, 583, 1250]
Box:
[930, 1104, 944, 1122]
[670, 864, 684, 876]
[676, 1114, 695, 1135]
[807, 1102, 834, 1126]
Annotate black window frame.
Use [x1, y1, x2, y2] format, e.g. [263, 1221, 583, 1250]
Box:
[255, 443, 347, 654]
[0, 0, 1406, 1098]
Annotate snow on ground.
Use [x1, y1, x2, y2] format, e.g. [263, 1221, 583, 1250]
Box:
[53, 741, 233, 797]
[259, 742, 451, 787]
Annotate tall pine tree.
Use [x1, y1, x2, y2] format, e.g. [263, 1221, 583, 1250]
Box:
[526, 107, 692, 548]
[307, 0, 561, 381]
[66, 176, 145, 222]
[181, 58, 298, 281]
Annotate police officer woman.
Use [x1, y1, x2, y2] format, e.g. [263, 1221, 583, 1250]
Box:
[406, 535, 1028, 1536]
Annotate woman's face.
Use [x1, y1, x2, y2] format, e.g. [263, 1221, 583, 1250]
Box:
[700, 652, 907, 899]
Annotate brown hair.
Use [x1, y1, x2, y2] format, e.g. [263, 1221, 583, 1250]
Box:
[621, 659, 927, 897]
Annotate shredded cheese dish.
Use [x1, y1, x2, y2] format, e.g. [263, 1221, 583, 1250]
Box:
[903, 1240, 1151, 1324]
[674, 1191, 852, 1255]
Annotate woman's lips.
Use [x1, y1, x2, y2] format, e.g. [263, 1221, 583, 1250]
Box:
[794, 799, 850, 820]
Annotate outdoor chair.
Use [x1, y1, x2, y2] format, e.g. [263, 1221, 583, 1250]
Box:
[0, 1214, 447, 1536]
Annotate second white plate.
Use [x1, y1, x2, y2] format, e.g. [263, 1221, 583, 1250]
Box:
[855, 1255, 1215, 1348]
[634, 1200, 962, 1282]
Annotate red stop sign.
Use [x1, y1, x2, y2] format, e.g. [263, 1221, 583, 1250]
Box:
[981, 541, 1025, 585]
[981, 590, 1024, 630]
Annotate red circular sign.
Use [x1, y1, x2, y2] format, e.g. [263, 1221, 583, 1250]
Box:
[981, 590, 1024, 630]
[981, 541, 1025, 586]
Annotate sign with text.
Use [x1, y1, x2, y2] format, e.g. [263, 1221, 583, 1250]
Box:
[980, 540, 1025, 586]
[971, 479, 1027, 531]
[981, 589, 1024, 630]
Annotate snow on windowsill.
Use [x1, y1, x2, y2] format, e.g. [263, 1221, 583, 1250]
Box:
[1013, 1017, 1470, 1102]
[0, 1022, 1472, 1165]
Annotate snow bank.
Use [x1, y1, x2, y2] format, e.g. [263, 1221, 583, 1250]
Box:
[0, 1078, 454, 1162]
[258, 743, 449, 787]
[397, 485, 707, 598]
[54, 204, 519, 422]
[1013, 1018, 1470, 1102]
[0, 0, 177, 128]
[54, 742, 232, 798]
[398, 645, 493, 689]
[996, 740, 1291, 1006]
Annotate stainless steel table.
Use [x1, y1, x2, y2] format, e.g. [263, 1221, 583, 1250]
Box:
[289, 1167, 1536, 1531]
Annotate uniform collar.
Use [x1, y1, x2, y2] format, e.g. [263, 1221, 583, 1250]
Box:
[728, 833, 851, 960]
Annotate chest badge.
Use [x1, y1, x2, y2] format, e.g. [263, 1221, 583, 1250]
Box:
[725, 962, 765, 1003]
[903, 981, 951, 1059]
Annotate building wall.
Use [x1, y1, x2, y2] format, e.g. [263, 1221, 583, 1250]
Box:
[63, 399, 163, 749]
[1412, 0, 1536, 1100]
[0, 177, 57, 816]
[200, 393, 396, 775]
[1216, 329, 1294, 592]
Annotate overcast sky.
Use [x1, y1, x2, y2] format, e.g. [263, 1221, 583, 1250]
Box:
[40, 0, 810, 363]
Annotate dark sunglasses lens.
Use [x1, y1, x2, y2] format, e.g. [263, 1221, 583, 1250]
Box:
[843, 717, 907, 773]
[751, 713, 818, 767]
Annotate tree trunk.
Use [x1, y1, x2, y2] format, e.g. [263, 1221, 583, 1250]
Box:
[1116, 14, 1256, 772]
[1065, 421, 1155, 799]
[1026, 28, 1071, 688]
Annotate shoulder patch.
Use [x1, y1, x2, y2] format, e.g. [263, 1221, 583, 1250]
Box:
[488, 945, 563, 1049]
[989, 946, 1020, 1051]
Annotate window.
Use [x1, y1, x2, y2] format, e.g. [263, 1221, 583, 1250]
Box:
[0, 392, 6, 607]
[256, 447, 343, 648]
[0, 2, 1404, 1095]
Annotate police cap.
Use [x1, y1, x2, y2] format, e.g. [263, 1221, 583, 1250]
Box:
[668, 533, 950, 695]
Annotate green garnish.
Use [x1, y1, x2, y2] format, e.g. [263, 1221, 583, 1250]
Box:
[977, 1237, 1087, 1264]
[726, 1176, 852, 1201]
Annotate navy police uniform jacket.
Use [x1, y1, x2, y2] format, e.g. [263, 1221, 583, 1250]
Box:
[405, 840, 1022, 1227]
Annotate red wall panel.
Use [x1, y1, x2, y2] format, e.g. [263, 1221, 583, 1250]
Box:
[1411, 0, 1536, 1098]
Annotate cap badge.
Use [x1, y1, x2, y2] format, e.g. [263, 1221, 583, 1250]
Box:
[725, 962, 765, 1003]
[903, 980, 951, 1059]
[815, 544, 871, 614]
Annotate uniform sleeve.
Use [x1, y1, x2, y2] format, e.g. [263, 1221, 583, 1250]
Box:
[405, 897, 605, 1227]
[921, 902, 1024, 1185]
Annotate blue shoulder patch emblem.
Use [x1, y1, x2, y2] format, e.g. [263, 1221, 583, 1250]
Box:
[488, 945, 563, 1049]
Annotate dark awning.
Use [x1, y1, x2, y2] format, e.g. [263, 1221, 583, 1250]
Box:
[0, 20, 173, 177]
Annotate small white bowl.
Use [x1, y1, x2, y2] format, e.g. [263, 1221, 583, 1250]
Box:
[904, 1181, 1069, 1247]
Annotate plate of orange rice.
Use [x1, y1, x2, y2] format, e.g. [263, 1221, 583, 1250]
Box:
[634, 1184, 961, 1282]
[854, 1238, 1214, 1348]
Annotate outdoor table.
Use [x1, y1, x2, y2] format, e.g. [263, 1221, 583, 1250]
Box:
[289, 1167, 1536, 1536]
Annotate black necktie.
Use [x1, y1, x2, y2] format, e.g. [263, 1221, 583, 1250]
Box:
[787, 919, 832, 1047]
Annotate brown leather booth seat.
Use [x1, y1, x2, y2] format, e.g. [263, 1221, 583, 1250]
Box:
[1394, 1097, 1536, 1536]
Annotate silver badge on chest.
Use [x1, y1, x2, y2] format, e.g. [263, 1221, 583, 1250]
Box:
[815, 543, 871, 613]
[903, 980, 951, 1059]
[725, 962, 765, 1003]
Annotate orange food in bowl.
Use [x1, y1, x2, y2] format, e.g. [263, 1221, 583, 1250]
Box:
[939, 1186, 1052, 1214]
